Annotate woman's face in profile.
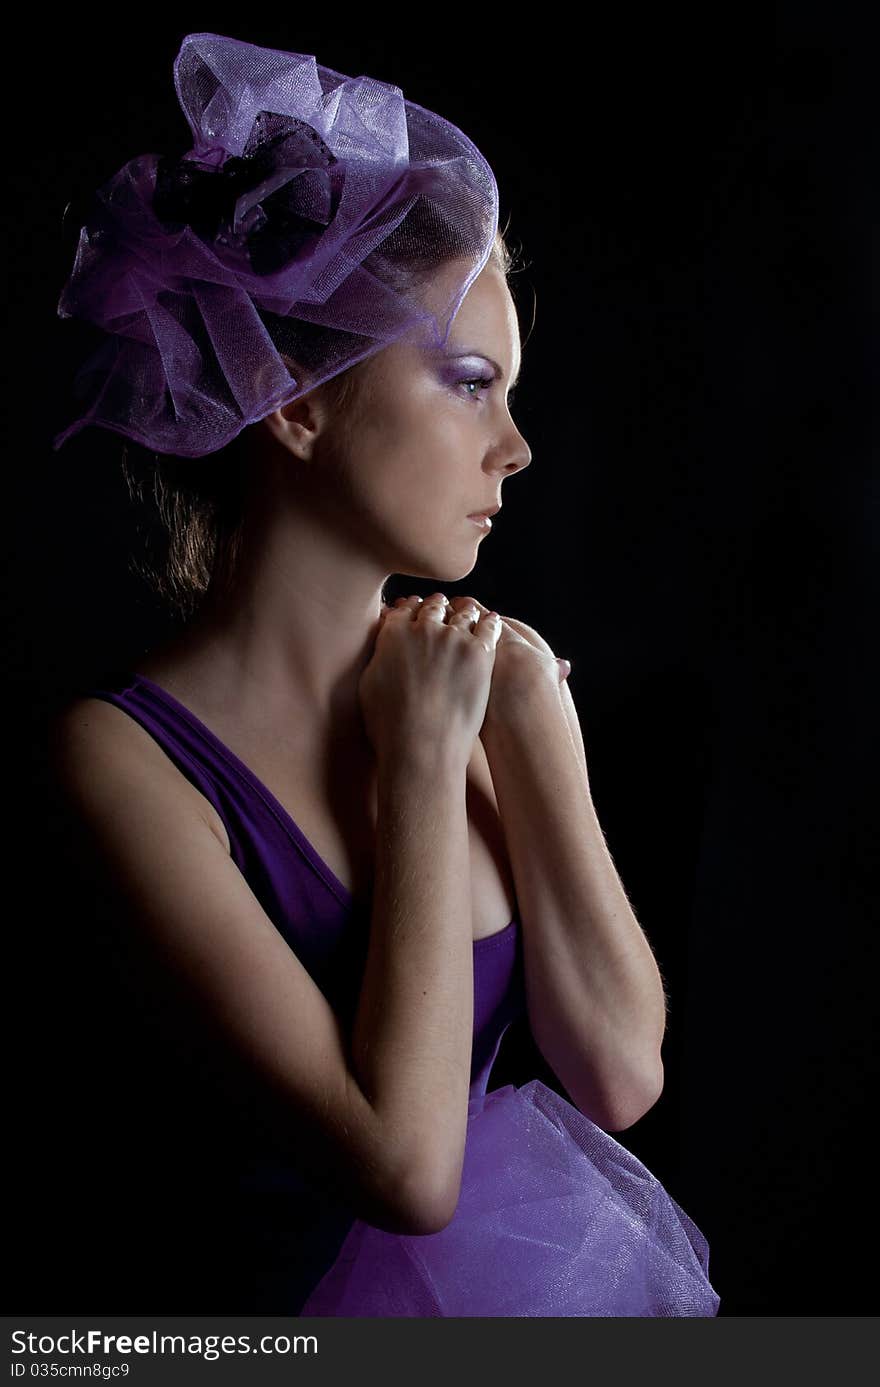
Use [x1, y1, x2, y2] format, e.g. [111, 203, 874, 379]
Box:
[315, 261, 531, 581]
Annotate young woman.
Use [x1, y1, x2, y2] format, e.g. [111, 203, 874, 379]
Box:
[48, 32, 720, 1315]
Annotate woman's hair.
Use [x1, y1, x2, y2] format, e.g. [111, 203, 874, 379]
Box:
[120, 226, 521, 626]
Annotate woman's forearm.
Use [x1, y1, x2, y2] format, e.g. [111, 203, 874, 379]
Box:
[481, 684, 667, 1131]
[350, 745, 474, 1226]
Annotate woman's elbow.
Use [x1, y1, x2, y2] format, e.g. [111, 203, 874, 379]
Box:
[601, 1064, 665, 1132]
[395, 1162, 462, 1235]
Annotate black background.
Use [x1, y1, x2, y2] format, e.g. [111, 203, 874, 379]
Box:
[6, 5, 875, 1315]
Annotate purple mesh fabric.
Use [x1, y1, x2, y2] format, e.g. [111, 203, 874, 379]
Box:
[52, 32, 499, 458]
[300, 1080, 721, 1317]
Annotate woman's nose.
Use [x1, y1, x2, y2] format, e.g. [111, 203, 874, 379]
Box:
[503, 424, 531, 475]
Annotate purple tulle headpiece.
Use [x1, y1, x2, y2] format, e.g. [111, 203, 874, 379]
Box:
[52, 32, 499, 458]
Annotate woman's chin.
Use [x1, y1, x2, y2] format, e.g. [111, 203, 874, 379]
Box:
[428, 560, 478, 584]
[392, 547, 478, 584]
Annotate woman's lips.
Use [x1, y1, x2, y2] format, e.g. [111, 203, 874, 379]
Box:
[467, 502, 500, 529]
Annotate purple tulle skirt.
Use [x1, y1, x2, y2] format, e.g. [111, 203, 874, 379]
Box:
[300, 1079, 720, 1316]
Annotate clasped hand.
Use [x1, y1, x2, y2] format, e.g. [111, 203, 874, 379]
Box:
[380, 592, 568, 727]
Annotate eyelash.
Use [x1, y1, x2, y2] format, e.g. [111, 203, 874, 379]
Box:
[461, 376, 518, 407]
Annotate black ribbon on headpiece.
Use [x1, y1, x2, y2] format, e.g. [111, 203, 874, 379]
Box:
[153, 111, 341, 275]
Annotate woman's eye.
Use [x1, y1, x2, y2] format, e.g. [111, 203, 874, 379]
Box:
[461, 376, 494, 399]
[461, 377, 517, 408]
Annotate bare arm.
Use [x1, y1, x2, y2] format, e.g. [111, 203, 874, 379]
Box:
[482, 691, 666, 1131]
[49, 700, 474, 1236]
[480, 653, 667, 1132]
[350, 745, 475, 1229]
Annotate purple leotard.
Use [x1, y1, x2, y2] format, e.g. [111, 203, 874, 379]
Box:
[80, 669, 720, 1316]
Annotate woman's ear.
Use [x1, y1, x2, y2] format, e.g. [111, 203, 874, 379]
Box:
[259, 388, 327, 462]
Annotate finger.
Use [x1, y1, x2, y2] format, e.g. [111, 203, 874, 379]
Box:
[447, 603, 481, 627]
[477, 611, 502, 653]
[418, 593, 449, 623]
[388, 595, 420, 621]
[449, 594, 489, 616]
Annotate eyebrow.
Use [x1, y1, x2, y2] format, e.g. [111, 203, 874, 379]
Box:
[449, 350, 522, 390]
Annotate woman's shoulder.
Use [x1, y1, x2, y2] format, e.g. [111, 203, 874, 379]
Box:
[49, 693, 140, 776]
[50, 691, 163, 774]
[48, 692, 232, 854]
